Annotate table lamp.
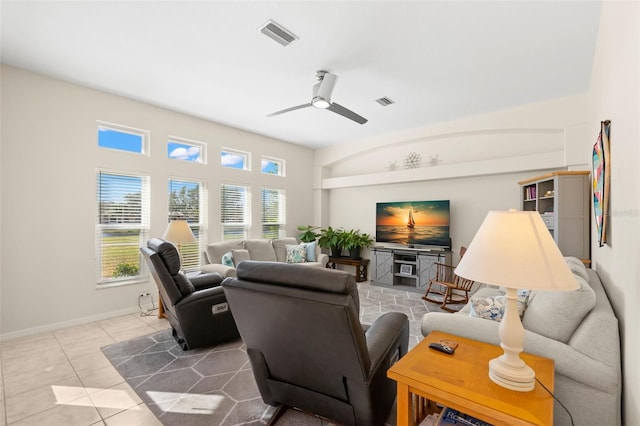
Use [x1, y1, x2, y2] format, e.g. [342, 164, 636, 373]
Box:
[455, 210, 578, 392]
[163, 219, 196, 266]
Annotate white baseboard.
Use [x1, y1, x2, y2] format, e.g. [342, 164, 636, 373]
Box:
[0, 306, 141, 342]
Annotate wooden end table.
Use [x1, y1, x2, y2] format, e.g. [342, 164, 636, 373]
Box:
[388, 331, 554, 426]
[327, 257, 369, 282]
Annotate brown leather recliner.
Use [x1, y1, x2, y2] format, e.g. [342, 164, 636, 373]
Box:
[141, 238, 239, 350]
[222, 261, 409, 426]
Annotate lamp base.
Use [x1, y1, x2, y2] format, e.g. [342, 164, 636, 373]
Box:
[488, 357, 535, 392]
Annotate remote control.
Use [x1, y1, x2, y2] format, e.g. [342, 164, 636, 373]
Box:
[429, 342, 455, 354]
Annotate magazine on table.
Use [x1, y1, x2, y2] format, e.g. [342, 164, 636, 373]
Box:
[435, 407, 493, 426]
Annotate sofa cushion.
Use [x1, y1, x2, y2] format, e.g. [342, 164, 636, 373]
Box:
[522, 275, 596, 343]
[285, 244, 307, 263]
[245, 239, 277, 262]
[272, 238, 299, 262]
[565, 256, 589, 281]
[206, 240, 244, 265]
[231, 249, 251, 266]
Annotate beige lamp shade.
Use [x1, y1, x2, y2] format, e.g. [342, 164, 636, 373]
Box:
[163, 220, 196, 244]
[455, 210, 578, 292]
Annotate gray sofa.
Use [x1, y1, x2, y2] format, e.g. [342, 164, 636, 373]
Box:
[201, 237, 328, 278]
[421, 257, 621, 426]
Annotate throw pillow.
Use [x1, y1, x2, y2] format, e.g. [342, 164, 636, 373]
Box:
[231, 249, 251, 266]
[565, 257, 589, 281]
[469, 291, 529, 322]
[305, 241, 317, 262]
[285, 244, 307, 263]
[221, 251, 234, 267]
[522, 275, 595, 343]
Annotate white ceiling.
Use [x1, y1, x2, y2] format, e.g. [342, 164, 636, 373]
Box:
[0, 1, 601, 149]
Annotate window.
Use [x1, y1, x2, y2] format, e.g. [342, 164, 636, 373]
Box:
[97, 122, 149, 154]
[220, 184, 250, 240]
[261, 156, 285, 176]
[168, 137, 205, 163]
[221, 148, 250, 171]
[96, 170, 150, 284]
[168, 179, 207, 269]
[261, 188, 286, 239]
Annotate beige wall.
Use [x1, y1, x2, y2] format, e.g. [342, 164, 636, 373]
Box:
[0, 66, 315, 338]
[316, 95, 591, 258]
[588, 2, 640, 425]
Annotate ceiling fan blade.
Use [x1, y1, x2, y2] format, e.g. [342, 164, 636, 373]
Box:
[267, 103, 312, 117]
[327, 102, 368, 124]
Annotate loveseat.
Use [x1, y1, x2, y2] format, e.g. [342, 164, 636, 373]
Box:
[201, 237, 328, 278]
[421, 257, 621, 426]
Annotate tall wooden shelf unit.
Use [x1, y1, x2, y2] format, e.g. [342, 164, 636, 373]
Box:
[371, 247, 452, 293]
[519, 171, 591, 262]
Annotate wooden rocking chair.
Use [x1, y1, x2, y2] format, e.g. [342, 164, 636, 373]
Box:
[422, 247, 475, 312]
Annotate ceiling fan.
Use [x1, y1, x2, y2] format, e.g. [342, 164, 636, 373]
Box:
[267, 70, 368, 124]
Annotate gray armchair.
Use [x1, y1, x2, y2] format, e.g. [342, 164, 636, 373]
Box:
[221, 261, 409, 426]
[141, 238, 239, 350]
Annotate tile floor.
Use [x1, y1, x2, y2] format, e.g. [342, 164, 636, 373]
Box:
[0, 282, 445, 426]
[0, 312, 171, 426]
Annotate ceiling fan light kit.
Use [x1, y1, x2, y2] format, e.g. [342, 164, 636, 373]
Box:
[311, 98, 330, 109]
[268, 70, 367, 124]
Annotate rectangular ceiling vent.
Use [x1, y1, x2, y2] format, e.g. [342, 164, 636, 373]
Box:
[375, 97, 395, 106]
[259, 20, 298, 47]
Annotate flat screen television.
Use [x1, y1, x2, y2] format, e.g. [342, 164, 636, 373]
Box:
[375, 200, 450, 248]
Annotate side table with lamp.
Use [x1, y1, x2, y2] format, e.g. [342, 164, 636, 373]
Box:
[389, 210, 578, 425]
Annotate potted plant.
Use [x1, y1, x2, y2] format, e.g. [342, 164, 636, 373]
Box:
[318, 226, 343, 257]
[340, 230, 374, 259]
[297, 225, 320, 243]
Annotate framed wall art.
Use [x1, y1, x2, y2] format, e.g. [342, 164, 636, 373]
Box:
[592, 120, 611, 247]
[399, 264, 413, 275]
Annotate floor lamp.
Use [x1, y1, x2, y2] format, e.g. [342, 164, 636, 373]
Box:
[163, 219, 196, 268]
[454, 210, 578, 392]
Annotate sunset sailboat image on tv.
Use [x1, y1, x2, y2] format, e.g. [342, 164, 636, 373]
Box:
[376, 200, 450, 248]
[407, 209, 415, 229]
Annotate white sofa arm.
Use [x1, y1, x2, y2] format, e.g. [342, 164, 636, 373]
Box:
[317, 253, 329, 267]
[421, 312, 618, 393]
[200, 263, 237, 278]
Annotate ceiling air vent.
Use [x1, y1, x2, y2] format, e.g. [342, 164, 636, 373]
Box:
[259, 20, 298, 47]
[375, 97, 395, 106]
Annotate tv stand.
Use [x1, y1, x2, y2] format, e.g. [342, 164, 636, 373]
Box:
[371, 247, 452, 293]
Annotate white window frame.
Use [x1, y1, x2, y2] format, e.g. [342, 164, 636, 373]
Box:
[97, 121, 150, 155]
[261, 188, 286, 239]
[96, 169, 150, 286]
[221, 147, 251, 171]
[261, 155, 286, 176]
[167, 136, 206, 164]
[220, 183, 251, 241]
[168, 178, 208, 270]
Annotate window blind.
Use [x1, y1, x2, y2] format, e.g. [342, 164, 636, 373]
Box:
[221, 184, 250, 240]
[261, 188, 285, 239]
[168, 179, 207, 269]
[96, 171, 149, 284]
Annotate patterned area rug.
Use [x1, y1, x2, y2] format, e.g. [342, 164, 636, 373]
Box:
[101, 283, 452, 425]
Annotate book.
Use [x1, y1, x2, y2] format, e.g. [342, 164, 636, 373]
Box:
[436, 407, 494, 426]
